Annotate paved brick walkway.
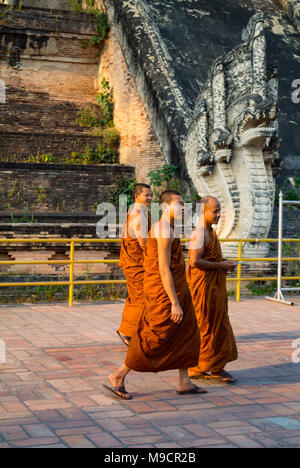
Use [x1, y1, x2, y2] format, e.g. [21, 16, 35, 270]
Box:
[0, 298, 300, 448]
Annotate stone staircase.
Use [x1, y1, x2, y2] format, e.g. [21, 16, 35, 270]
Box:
[0, 5, 104, 161]
[0, 86, 102, 160]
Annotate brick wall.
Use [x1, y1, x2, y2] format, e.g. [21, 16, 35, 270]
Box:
[0, 8, 103, 161]
[98, 30, 166, 183]
[0, 162, 135, 213]
[0, 6, 166, 181]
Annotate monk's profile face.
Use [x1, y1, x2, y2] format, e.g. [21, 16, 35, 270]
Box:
[205, 199, 221, 225]
[168, 195, 185, 221]
[135, 188, 153, 207]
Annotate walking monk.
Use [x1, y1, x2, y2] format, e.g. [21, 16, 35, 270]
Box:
[104, 190, 205, 399]
[187, 196, 238, 383]
[117, 183, 152, 346]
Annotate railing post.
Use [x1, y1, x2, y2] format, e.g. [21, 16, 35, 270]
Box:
[236, 240, 242, 302]
[277, 191, 283, 299]
[69, 240, 75, 307]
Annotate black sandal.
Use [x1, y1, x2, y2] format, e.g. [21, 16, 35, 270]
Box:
[209, 371, 236, 384]
[189, 372, 211, 380]
[177, 385, 207, 395]
[103, 384, 133, 400]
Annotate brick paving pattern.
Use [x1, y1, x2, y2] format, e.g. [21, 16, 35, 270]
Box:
[0, 298, 300, 448]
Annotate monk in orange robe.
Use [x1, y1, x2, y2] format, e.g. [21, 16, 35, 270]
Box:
[187, 196, 238, 383]
[104, 190, 205, 399]
[117, 183, 152, 346]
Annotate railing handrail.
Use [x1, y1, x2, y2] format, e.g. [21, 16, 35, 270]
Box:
[0, 237, 299, 243]
[0, 237, 299, 306]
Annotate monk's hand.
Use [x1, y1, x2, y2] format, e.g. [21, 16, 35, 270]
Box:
[227, 261, 238, 271]
[220, 261, 237, 272]
[171, 303, 184, 324]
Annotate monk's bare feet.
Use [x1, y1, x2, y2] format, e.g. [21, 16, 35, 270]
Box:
[103, 369, 132, 400]
[108, 373, 124, 390]
[177, 374, 207, 394]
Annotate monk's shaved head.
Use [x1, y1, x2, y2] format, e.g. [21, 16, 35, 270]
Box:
[134, 183, 151, 197]
[159, 190, 182, 206]
[200, 195, 221, 225]
[200, 196, 219, 206]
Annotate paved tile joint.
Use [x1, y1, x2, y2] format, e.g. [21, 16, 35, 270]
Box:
[0, 298, 300, 448]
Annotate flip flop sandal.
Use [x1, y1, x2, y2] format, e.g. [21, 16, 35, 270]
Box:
[210, 371, 236, 384]
[103, 383, 133, 400]
[117, 331, 131, 347]
[189, 372, 211, 380]
[177, 385, 208, 395]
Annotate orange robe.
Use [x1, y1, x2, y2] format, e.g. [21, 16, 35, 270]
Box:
[187, 228, 238, 374]
[118, 211, 150, 337]
[125, 231, 200, 372]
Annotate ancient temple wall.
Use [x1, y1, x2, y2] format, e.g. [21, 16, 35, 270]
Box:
[0, 8, 102, 160]
[0, 163, 135, 214]
[98, 30, 165, 183]
[2, 0, 73, 9]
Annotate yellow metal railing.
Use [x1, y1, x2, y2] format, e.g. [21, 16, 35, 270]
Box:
[0, 238, 299, 306]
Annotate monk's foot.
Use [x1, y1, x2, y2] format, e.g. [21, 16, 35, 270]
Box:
[177, 376, 207, 394]
[210, 370, 236, 384]
[117, 331, 131, 347]
[177, 384, 207, 395]
[104, 374, 133, 400]
[108, 373, 124, 390]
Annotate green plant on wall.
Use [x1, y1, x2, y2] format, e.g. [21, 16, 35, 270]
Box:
[92, 127, 120, 146]
[147, 164, 183, 202]
[75, 105, 103, 128]
[35, 186, 48, 204]
[275, 177, 300, 208]
[147, 164, 178, 187]
[66, 143, 118, 165]
[75, 79, 115, 129]
[147, 164, 202, 202]
[69, 0, 110, 43]
[24, 151, 57, 164]
[69, 0, 84, 12]
[10, 211, 37, 223]
[74, 78, 119, 165]
[110, 177, 138, 207]
[246, 280, 277, 296]
[0, 2, 13, 30]
[96, 78, 114, 127]
[6, 179, 26, 208]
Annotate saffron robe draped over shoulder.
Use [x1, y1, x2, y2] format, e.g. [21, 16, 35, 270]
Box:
[118, 210, 151, 337]
[187, 228, 238, 374]
[125, 232, 200, 372]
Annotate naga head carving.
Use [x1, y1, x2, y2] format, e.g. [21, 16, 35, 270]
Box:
[185, 13, 280, 256]
[232, 94, 278, 147]
[286, 0, 300, 32]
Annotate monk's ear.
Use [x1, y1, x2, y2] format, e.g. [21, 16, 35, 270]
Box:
[160, 202, 169, 213]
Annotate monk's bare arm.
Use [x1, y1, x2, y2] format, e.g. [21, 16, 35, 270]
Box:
[128, 210, 149, 250]
[157, 234, 183, 324]
[189, 241, 236, 272]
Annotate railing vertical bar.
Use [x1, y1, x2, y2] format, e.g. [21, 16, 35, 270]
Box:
[236, 240, 243, 302]
[69, 240, 75, 308]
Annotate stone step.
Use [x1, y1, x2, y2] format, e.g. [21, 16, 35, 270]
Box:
[0, 97, 100, 131]
[0, 132, 109, 160]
